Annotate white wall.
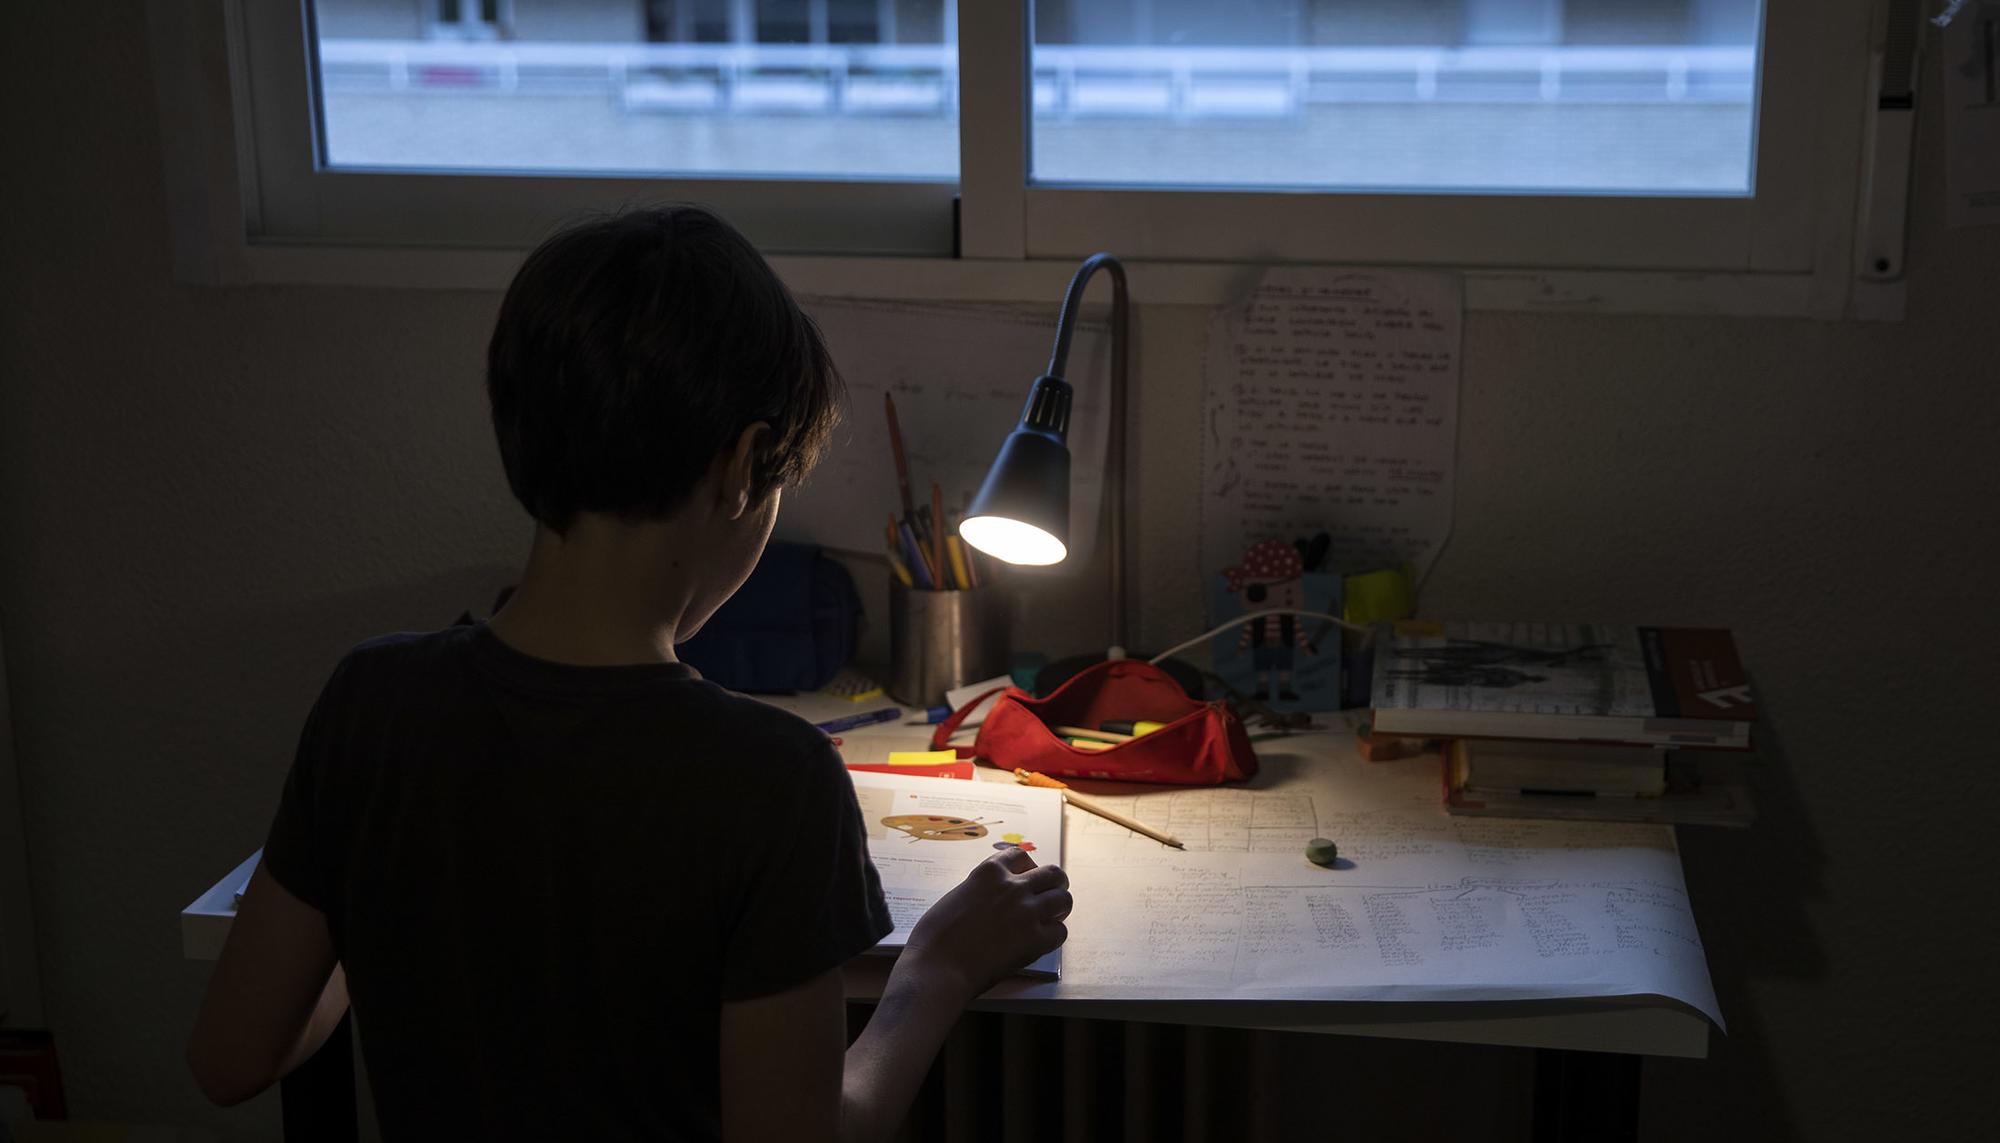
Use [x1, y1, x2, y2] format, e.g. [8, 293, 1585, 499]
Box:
[1, 3, 1994, 1139]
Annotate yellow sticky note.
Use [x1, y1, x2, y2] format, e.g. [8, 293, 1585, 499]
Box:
[887, 750, 958, 767]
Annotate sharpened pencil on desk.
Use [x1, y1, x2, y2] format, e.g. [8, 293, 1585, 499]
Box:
[1014, 768, 1184, 849]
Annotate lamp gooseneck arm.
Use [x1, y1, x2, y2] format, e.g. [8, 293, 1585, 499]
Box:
[1046, 253, 1126, 379]
[1044, 253, 1130, 653]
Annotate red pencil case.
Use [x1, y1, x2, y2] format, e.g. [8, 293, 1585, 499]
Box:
[930, 658, 1257, 785]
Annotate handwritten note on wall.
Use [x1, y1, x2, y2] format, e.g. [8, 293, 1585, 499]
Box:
[1200, 269, 1462, 593]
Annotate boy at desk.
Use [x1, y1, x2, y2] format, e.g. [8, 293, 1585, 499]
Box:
[188, 206, 1073, 1140]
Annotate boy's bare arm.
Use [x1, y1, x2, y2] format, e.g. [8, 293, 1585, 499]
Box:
[720, 849, 1070, 1143]
[188, 862, 350, 1106]
[719, 969, 845, 1143]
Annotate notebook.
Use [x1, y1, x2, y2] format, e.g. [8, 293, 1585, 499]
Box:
[1370, 620, 1754, 749]
[846, 769, 1065, 978]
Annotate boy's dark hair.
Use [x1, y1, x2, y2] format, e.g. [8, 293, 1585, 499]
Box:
[487, 205, 842, 534]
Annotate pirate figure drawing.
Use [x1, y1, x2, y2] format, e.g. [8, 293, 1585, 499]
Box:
[1224, 538, 1320, 702]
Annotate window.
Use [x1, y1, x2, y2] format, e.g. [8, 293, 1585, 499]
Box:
[314, 0, 957, 179]
[157, 0, 1879, 312]
[425, 0, 514, 41]
[1028, 0, 1762, 195]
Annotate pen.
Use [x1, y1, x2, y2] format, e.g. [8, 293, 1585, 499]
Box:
[1013, 769, 1184, 849]
[815, 708, 901, 734]
[1053, 724, 1132, 743]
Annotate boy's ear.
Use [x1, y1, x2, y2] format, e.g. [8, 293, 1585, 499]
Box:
[718, 422, 774, 520]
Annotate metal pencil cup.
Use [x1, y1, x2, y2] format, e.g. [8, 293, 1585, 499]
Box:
[889, 582, 1010, 708]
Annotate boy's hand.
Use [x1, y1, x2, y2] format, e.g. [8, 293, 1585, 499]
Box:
[902, 848, 1071, 1003]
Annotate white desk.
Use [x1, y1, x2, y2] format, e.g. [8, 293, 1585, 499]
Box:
[183, 698, 1711, 1061]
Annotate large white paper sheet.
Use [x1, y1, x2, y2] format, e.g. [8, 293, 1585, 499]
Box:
[1200, 269, 1461, 588]
[782, 301, 1110, 563]
[849, 769, 1067, 977]
[1942, 4, 2000, 228]
[991, 733, 1723, 1027]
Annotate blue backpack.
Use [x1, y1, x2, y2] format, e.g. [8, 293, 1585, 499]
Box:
[674, 542, 862, 693]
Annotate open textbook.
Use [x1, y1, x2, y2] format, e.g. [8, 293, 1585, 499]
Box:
[847, 769, 1066, 978]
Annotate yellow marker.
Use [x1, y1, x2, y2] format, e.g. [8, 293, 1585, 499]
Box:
[1099, 720, 1165, 736]
[946, 536, 973, 591]
[887, 551, 915, 589]
[887, 750, 959, 767]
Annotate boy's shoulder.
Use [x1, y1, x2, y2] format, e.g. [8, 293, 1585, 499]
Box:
[316, 625, 840, 781]
[681, 686, 841, 780]
[320, 627, 470, 689]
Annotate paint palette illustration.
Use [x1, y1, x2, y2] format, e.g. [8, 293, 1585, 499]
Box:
[881, 814, 998, 842]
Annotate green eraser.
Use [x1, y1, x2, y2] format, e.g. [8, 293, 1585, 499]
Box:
[1305, 838, 1340, 867]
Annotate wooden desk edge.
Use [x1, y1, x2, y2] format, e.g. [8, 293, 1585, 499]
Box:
[838, 960, 1710, 1059]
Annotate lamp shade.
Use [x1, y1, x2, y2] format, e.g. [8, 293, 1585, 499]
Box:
[960, 425, 1070, 566]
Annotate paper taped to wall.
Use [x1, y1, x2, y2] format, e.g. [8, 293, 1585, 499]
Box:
[1199, 269, 1462, 589]
[1942, 3, 2000, 228]
[780, 301, 1110, 563]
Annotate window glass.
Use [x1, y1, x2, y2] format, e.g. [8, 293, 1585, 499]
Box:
[312, 0, 958, 180]
[1028, 0, 1762, 194]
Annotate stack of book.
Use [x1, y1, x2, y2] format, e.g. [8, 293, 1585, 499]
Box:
[1369, 620, 1757, 826]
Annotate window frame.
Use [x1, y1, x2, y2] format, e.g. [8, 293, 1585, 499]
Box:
[150, 0, 1886, 318]
[240, 0, 959, 255]
[989, 0, 1835, 275]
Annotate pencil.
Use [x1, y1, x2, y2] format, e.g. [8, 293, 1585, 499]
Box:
[946, 536, 972, 591]
[1013, 769, 1184, 849]
[930, 482, 948, 589]
[885, 392, 916, 525]
[888, 551, 915, 589]
[897, 521, 936, 589]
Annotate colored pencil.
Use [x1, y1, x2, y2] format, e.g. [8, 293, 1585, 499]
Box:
[946, 536, 973, 591]
[930, 482, 948, 586]
[884, 392, 917, 525]
[897, 521, 936, 589]
[1013, 769, 1184, 849]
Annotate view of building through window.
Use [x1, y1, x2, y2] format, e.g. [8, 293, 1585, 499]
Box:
[313, 0, 1761, 193]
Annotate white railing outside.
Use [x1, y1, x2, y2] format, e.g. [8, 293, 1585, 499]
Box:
[316, 39, 1757, 118]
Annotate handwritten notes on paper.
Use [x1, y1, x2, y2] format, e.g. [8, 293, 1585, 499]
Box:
[1033, 736, 1721, 1025]
[1067, 789, 1322, 858]
[1054, 817, 1718, 1023]
[779, 301, 1110, 561]
[1943, 9, 2000, 228]
[1200, 269, 1462, 587]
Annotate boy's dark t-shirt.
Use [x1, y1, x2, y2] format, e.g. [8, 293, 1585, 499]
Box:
[262, 623, 892, 1140]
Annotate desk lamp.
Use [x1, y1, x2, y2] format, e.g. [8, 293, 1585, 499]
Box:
[959, 253, 1201, 697]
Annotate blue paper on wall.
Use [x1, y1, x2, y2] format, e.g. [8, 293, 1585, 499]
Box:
[1207, 538, 1343, 710]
